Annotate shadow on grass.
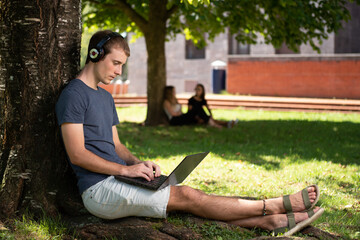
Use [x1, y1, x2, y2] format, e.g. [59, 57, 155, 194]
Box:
[117, 119, 360, 168]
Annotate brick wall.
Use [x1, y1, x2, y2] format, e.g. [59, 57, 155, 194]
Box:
[99, 83, 129, 95]
[227, 56, 360, 99]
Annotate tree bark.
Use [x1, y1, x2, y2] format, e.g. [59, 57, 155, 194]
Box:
[0, 0, 81, 219]
[100, 0, 170, 126]
[144, 0, 168, 126]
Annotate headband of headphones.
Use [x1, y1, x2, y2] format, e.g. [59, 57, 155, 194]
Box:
[89, 32, 121, 62]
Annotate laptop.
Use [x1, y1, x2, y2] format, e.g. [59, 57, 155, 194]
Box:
[114, 151, 209, 191]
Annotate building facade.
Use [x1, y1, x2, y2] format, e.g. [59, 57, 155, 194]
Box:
[124, 2, 360, 99]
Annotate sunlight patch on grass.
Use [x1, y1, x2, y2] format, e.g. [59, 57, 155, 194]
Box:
[115, 107, 360, 238]
[1, 214, 69, 240]
[116, 106, 146, 123]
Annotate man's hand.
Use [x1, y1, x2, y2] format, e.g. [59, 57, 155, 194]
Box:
[124, 161, 161, 181]
[144, 161, 161, 178]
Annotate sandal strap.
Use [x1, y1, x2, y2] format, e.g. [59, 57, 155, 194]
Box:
[302, 187, 312, 210]
[307, 208, 315, 218]
[287, 212, 296, 229]
[273, 212, 296, 235]
[283, 195, 293, 213]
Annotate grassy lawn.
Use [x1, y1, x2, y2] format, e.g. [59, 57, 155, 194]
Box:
[1, 107, 359, 239]
[116, 106, 360, 239]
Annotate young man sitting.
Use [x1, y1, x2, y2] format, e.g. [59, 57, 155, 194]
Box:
[56, 30, 324, 237]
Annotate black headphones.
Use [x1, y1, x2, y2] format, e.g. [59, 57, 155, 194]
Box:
[89, 32, 121, 62]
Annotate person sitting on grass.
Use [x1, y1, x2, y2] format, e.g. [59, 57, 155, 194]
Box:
[163, 85, 199, 126]
[56, 29, 324, 237]
[188, 83, 238, 128]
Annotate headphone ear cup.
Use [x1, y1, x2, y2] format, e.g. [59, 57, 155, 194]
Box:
[89, 47, 104, 62]
[89, 32, 120, 63]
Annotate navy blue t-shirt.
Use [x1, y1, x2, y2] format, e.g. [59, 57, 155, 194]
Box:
[56, 79, 126, 194]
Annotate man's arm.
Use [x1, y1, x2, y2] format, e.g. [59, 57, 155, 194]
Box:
[112, 125, 141, 165]
[112, 126, 161, 178]
[61, 123, 157, 181]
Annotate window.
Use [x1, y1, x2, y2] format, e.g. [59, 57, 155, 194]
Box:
[275, 42, 299, 54]
[184, 80, 197, 92]
[185, 40, 205, 59]
[335, 2, 360, 53]
[228, 33, 250, 55]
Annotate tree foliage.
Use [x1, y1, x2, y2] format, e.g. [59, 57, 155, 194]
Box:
[83, 0, 357, 51]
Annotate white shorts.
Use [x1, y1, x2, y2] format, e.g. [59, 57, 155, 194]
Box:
[81, 176, 171, 220]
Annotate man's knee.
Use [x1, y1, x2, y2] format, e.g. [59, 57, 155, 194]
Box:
[167, 185, 204, 211]
[176, 185, 202, 199]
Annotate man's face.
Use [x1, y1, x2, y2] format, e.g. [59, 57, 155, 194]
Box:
[94, 47, 128, 85]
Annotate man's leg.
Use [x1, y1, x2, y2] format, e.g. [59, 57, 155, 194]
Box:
[166, 185, 317, 221]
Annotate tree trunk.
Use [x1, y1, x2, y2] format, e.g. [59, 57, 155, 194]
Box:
[144, 0, 168, 126]
[0, 0, 81, 219]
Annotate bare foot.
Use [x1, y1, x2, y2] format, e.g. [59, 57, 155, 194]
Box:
[208, 118, 222, 128]
[265, 185, 318, 214]
[287, 185, 317, 212]
[264, 206, 322, 231]
[229, 207, 322, 232]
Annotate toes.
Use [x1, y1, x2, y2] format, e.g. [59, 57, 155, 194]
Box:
[308, 192, 316, 202]
[307, 186, 317, 202]
[307, 186, 316, 193]
[313, 206, 320, 212]
[294, 206, 321, 223]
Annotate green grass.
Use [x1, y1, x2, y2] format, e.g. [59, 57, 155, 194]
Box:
[0, 212, 71, 240]
[1, 107, 359, 239]
[116, 106, 360, 239]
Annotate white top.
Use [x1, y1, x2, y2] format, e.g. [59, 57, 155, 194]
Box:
[164, 103, 181, 120]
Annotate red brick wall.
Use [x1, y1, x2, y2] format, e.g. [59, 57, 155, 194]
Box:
[227, 57, 360, 99]
[99, 83, 129, 95]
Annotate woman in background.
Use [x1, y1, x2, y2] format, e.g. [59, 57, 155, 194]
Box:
[188, 83, 238, 128]
[163, 86, 198, 126]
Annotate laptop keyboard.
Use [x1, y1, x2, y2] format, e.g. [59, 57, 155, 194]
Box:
[134, 174, 168, 187]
